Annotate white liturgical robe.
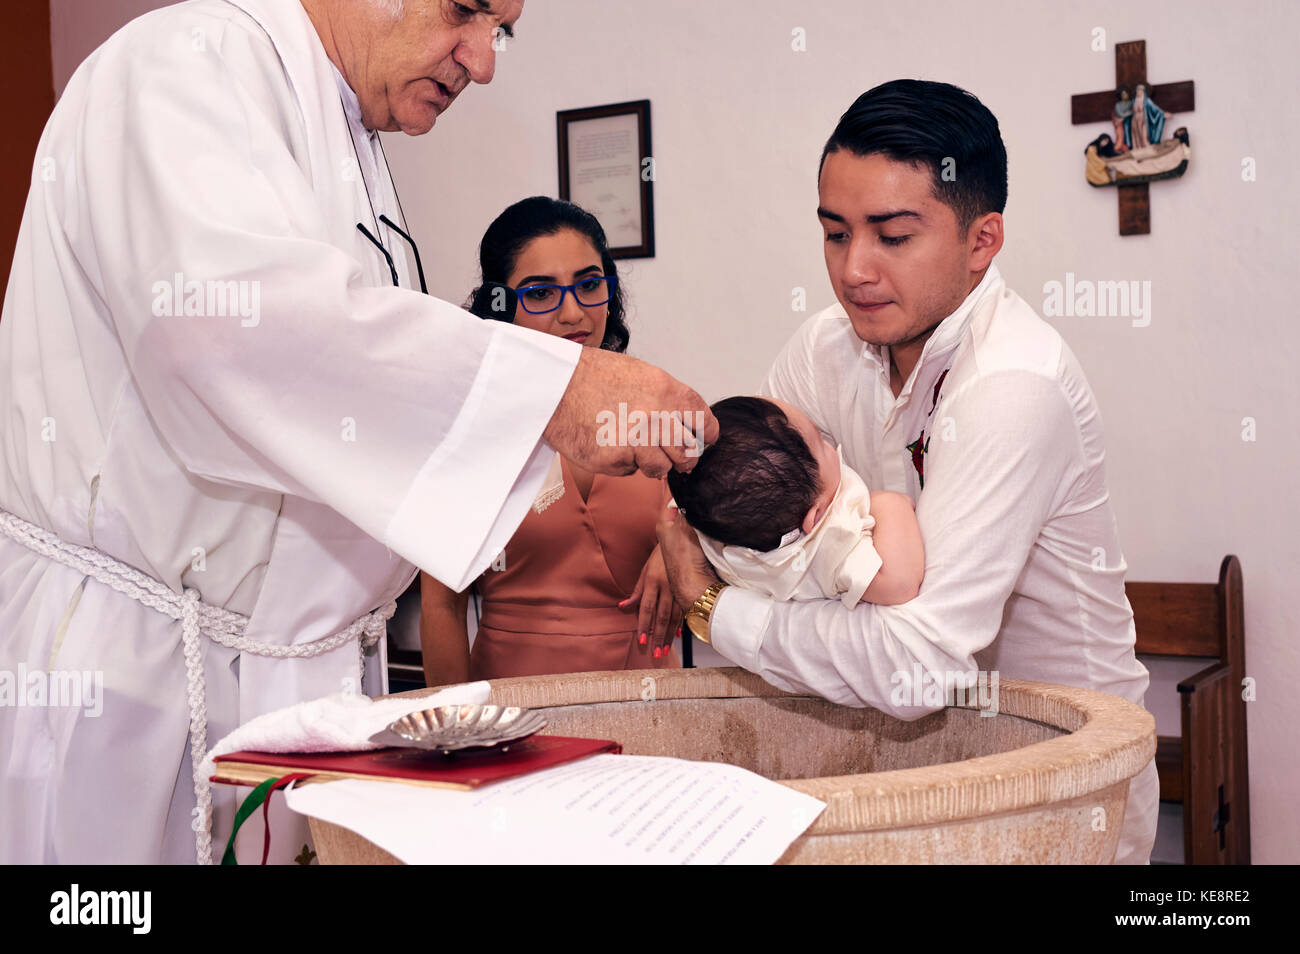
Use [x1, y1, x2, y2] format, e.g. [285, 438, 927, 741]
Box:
[713, 264, 1159, 864]
[0, 0, 579, 863]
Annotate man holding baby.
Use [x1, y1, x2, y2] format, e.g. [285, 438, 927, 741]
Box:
[657, 79, 1159, 864]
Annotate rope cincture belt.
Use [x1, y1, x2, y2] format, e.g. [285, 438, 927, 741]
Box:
[0, 508, 397, 865]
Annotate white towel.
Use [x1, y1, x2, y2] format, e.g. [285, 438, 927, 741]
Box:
[200, 681, 491, 776]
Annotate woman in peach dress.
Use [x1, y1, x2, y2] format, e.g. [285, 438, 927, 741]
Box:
[420, 197, 681, 684]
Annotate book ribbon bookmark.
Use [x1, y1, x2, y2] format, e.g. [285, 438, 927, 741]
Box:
[221, 772, 315, 866]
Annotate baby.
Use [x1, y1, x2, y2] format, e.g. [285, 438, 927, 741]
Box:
[666, 396, 924, 606]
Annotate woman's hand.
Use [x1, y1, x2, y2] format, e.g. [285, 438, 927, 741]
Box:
[656, 505, 721, 617]
[622, 544, 682, 658]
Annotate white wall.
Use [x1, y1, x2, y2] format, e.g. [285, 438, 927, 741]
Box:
[53, 0, 1300, 862]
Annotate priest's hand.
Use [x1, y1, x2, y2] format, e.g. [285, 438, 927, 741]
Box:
[545, 348, 718, 479]
[656, 505, 720, 612]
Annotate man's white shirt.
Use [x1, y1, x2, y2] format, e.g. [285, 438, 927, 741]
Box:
[711, 263, 1158, 863]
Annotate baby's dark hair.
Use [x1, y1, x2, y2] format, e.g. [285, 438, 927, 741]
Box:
[666, 396, 821, 551]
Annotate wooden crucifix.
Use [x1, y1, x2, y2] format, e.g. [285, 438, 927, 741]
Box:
[1071, 40, 1195, 235]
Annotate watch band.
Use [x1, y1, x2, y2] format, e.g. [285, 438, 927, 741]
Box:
[685, 581, 727, 645]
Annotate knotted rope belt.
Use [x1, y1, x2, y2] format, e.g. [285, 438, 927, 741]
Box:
[0, 508, 396, 865]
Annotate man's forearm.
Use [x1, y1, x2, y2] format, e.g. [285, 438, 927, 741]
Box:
[420, 608, 471, 687]
[708, 587, 977, 717]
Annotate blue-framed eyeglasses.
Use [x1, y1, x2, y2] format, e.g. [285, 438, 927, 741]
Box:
[493, 275, 618, 315]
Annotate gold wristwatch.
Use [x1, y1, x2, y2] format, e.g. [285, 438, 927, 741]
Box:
[684, 581, 728, 645]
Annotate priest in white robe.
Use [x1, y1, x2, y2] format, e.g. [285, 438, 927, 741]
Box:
[0, 0, 713, 864]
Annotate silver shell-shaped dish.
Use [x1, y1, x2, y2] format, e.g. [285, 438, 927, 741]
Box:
[369, 704, 547, 753]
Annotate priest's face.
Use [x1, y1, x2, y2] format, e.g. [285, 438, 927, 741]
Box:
[358, 0, 525, 135]
[817, 150, 990, 355]
[506, 229, 609, 349]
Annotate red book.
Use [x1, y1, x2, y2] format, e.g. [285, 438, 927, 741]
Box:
[211, 735, 621, 791]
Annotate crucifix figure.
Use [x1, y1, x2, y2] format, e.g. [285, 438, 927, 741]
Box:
[1072, 40, 1195, 235]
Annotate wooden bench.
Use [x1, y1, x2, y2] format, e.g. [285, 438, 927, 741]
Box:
[1128, 554, 1250, 864]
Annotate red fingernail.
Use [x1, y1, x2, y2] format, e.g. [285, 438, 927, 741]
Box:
[618, 598, 629, 607]
[653, 647, 661, 658]
[639, 633, 647, 646]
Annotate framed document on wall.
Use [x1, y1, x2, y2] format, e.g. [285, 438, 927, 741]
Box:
[557, 100, 655, 259]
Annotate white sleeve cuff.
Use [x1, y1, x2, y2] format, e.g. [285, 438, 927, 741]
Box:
[839, 540, 885, 607]
[385, 325, 579, 591]
[708, 585, 773, 672]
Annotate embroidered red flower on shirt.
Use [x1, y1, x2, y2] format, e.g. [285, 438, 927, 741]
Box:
[906, 433, 930, 488]
[906, 369, 949, 490]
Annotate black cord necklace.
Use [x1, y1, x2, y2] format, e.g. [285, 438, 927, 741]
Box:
[340, 96, 386, 244]
[341, 96, 428, 293]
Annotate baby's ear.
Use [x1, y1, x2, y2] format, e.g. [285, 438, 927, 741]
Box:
[801, 499, 827, 534]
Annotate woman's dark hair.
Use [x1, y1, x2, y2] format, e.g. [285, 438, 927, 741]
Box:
[466, 196, 629, 353]
[1089, 133, 1117, 158]
[819, 79, 1008, 235]
[666, 396, 821, 552]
